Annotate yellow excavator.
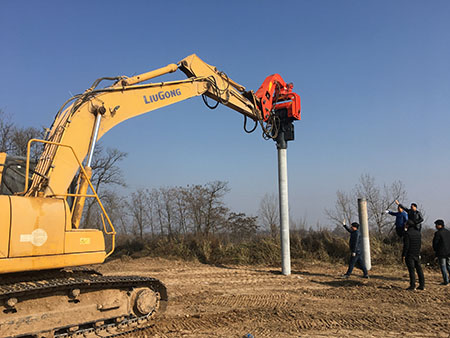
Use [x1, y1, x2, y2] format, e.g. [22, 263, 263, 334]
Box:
[0, 55, 301, 337]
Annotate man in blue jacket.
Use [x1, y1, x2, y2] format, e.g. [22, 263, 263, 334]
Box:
[342, 221, 368, 278]
[386, 205, 408, 237]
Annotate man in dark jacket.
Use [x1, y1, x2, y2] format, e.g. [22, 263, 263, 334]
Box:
[386, 205, 408, 237]
[395, 200, 424, 231]
[402, 220, 425, 290]
[432, 219, 450, 285]
[342, 221, 368, 278]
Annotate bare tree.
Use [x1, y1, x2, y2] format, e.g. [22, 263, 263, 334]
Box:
[172, 186, 188, 235]
[183, 184, 206, 234]
[11, 126, 45, 159]
[355, 174, 385, 234]
[327, 175, 408, 235]
[159, 187, 176, 239]
[0, 110, 15, 153]
[258, 193, 279, 237]
[181, 181, 229, 236]
[225, 212, 258, 240]
[128, 188, 150, 239]
[143, 188, 157, 237]
[152, 188, 166, 236]
[89, 146, 127, 191]
[390, 180, 408, 205]
[81, 145, 127, 228]
[355, 174, 407, 235]
[291, 214, 308, 232]
[0, 110, 44, 159]
[203, 181, 229, 235]
[100, 190, 130, 235]
[325, 190, 356, 227]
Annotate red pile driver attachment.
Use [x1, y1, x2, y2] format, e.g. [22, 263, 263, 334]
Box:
[255, 74, 301, 122]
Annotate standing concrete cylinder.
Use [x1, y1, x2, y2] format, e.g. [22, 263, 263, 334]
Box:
[358, 198, 372, 270]
[277, 148, 291, 275]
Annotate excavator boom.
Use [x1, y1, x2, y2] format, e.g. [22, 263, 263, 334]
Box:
[26, 54, 299, 200]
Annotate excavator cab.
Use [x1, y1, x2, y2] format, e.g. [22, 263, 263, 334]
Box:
[0, 153, 35, 195]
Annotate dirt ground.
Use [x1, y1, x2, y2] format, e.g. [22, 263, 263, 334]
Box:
[99, 257, 450, 338]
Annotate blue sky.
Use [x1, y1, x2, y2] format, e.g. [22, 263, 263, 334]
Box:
[1, 0, 450, 227]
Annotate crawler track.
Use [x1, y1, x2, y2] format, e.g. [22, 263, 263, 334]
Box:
[0, 268, 167, 338]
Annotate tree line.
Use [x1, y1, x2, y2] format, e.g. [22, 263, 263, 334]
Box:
[0, 109, 412, 239]
[85, 180, 258, 241]
[0, 109, 264, 240]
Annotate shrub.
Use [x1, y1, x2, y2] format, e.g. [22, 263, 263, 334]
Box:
[110, 229, 440, 269]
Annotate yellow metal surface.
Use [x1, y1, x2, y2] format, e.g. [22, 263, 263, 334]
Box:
[9, 196, 65, 257]
[179, 54, 247, 92]
[19, 139, 116, 256]
[98, 81, 209, 136]
[65, 229, 105, 254]
[0, 251, 106, 274]
[119, 63, 178, 86]
[34, 80, 209, 198]
[179, 54, 259, 119]
[71, 166, 92, 228]
[0, 195, 11, 258]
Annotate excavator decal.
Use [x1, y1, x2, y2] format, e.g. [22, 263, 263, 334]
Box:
[143, 88, 182, 104]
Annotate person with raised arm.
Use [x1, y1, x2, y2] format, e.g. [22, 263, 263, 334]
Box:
[342, 220, 369, 279]
[395, 200, 423, 231]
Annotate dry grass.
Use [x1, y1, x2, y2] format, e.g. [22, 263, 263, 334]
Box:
[111, 229, 439, 268]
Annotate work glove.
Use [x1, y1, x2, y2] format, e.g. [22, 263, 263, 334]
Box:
[352, 252, 356, 257]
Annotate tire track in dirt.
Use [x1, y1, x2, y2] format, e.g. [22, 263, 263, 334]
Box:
[167, 272, 285, 287]
[150, 310, 244, 335]
[143, 306, 450, 337]
[102, 258, 450, 337]
[159, 292, 448, 335]
[309, 282, 450, 307]
[268, 309, 450, 333]
[208, 292, 292, 309]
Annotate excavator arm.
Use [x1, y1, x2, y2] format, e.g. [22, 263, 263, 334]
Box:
[27, 54, 301, 201]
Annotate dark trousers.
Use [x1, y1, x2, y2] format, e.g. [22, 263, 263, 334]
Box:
[345, 252, 368, 276]
[395, 226, 405, 237]
[405, 256, 424, 288]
